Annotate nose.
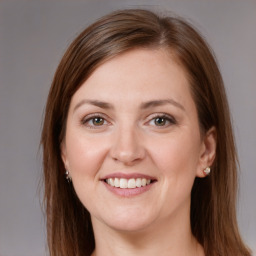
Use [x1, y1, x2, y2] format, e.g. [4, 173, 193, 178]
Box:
[110, 125, 146, 165]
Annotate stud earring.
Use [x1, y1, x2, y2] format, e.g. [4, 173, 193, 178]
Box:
[65, 170, 72, 183]
[203, 167, 211, 176]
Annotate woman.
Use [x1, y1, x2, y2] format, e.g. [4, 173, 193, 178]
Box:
[41, 9, 251, 256]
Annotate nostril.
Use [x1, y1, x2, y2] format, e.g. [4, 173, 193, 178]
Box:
[109, 132, 146, 164]
[111, 152, 144, 165]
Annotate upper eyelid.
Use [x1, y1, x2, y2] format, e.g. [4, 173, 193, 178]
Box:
[82, 112, 109, 120]
[146, 113, 177, 126]
[81, 113, 110, 125]
[146, 112, 176, 121]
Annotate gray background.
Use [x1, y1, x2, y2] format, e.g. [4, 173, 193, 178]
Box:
[0, 0, 255, 255]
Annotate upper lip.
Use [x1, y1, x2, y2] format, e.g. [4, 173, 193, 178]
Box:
[101, 172, 157, 181]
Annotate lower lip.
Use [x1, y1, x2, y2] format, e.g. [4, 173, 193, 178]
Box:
[102, 181, 155, 197]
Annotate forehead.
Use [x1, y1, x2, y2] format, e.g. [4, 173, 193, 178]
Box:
[70, 48, 194, 110]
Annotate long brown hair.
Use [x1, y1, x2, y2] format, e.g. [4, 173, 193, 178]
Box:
[41, 9, 251, 256]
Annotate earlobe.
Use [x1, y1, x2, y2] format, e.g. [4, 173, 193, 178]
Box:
[61, 142, 72, 181]
[196, 126, 217, 178]
[60, 141, 69, 170]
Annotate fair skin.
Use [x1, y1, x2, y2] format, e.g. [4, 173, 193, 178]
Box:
[61, 48, 216, 256]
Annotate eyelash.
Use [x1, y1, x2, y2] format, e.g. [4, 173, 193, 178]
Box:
[81, 113, 109, 129]
[81, 113, 177, 129]
[147, 113, 177, 128]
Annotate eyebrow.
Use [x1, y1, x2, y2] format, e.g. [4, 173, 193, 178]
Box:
[140, 99, 185, 111]
[73, 100, 113, 112]
[73, 98, 185, 112]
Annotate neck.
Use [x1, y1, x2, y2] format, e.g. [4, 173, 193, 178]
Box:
[91, 204, 204, 256]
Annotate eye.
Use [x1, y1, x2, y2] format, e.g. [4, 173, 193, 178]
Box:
[154, 117, 168, 126]
[91, 117, 105, 126]
[81, 114, 109, 129]
[148, 114, 176, 128]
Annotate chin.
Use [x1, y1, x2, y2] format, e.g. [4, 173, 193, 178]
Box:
[97, 209, 158, 233]
[108, 220, 154, 233]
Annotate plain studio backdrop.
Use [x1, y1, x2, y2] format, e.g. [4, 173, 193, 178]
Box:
[0, 1, 255, 255]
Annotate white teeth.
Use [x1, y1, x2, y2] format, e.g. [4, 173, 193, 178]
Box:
[106, 178, 152, 188]
[135, 178, 142, 187]
[127, 178, 136, 188]
[109, 178, 115, 186]
[120, 178, 128, 188]
[114, 178, 120, 187]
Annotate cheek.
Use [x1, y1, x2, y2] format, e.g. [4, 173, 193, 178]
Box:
[65, 133, 108, 177]
[147, 133, 201, 216]
[65, 134, 109, 210]
[149, 132, 201, 177]
[149, 131, 201, 198]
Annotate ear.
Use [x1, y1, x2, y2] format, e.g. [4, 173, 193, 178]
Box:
[60, 140, 69, 171]
[196, 126, 217, 178]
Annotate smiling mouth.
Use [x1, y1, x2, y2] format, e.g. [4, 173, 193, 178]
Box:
[104, 177, 155, 189]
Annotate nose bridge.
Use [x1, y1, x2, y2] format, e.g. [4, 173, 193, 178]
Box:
[110, 122, 145, 164]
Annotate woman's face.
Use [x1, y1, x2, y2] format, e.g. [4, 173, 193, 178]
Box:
[61, 48, 215, 232]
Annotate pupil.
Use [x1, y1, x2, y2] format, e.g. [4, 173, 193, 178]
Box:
[155, 117, 165, 126]
[93, 117, 104, 125]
